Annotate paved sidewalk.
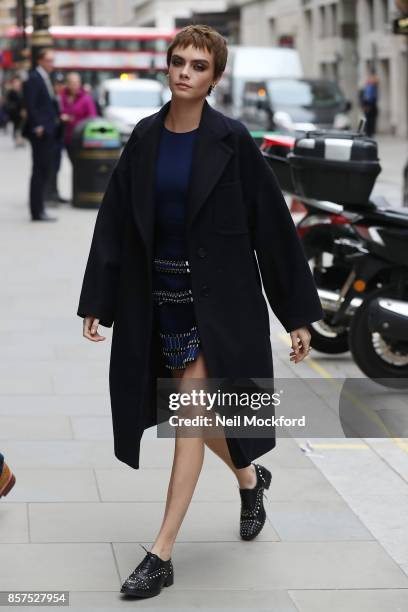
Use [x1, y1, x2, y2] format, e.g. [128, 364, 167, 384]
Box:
[0, 132, 408, 611]
[372, 135, 407, 208]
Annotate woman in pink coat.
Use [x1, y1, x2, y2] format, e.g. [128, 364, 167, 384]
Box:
[60, 72, 97, 162]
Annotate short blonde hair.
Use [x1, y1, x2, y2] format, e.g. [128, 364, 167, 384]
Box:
[166, 24, 228, 81]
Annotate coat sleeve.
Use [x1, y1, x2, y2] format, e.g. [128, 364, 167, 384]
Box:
[237, 122, 324, 333]
[76, 132, 135, 328]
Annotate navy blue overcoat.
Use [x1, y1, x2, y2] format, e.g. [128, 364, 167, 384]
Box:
[77, 99, 323, 469]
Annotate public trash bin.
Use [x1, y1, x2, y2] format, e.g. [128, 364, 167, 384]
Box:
[71, 118, 122, 209]
[250, 130, 268, 147]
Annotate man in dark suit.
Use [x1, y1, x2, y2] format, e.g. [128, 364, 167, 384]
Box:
[23, 48, 59, 221]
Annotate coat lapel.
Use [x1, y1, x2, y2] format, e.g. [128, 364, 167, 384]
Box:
[129, 99, 233, 260]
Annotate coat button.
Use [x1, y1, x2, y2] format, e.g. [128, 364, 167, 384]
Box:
[200, 284, 210, 297]
[197, 246, 207, 258]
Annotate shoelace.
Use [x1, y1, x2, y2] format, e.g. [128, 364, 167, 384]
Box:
[140, 543, 150, 554]
[240, 490, 269, 515]
[128, 544, 156, 578]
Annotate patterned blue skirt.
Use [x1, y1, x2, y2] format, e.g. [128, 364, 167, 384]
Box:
[152, 257, 201, 370]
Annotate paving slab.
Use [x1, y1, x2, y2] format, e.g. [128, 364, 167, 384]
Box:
[28, 501, 279, 543]
[113, 541, 408, 590]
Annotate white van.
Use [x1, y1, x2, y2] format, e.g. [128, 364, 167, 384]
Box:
[100, 78, 166, 142]
[214, 45, 304, 118]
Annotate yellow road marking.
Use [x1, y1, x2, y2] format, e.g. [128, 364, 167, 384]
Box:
[278, 332, 408, 454]
[309, 443, 369, 449]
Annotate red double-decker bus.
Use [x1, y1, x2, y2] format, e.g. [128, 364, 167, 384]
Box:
[2, 25, 179, 87]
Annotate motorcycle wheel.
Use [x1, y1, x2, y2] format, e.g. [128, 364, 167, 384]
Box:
[348, 287, 408, 389]
[308, 319, 349, 354]
[306, 249, 350, 354]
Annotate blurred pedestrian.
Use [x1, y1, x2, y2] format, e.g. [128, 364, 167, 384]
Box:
[0, 93, 9, 133]
[60, 72, 97, 164]
[83, 82, 102, 116]
[361, 68, 379, 138]
[0, 78, 11, 133]
[22, 47, 59, 222]
[4, 76, 25, 147]
[0, 452, 16, 498]
[45, 73, 69, 204]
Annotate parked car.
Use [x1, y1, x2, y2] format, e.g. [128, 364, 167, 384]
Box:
[100, 77, 165, 143]
[240, 78, 352, 133]
[213, 45, 303, 119]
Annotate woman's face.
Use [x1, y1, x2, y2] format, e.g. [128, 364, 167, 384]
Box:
[168, 44, 219, 100]
[67, 74, 81, 94]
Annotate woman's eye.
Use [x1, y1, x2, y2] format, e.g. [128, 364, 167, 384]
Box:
[171, 58, 181, 65]
[195, 64, 205, 70]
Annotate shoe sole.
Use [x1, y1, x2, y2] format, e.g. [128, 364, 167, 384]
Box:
[120, 573, 174, 598]
[0, 472, 16, 498]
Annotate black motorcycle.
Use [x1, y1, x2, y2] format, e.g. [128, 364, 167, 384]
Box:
[296, 195, 408, 356]
[346, 221, 408, 387]
[262, 125, 408, 359]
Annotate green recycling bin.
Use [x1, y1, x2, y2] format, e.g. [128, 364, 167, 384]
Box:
[249, 130, 268, 146]
[71, 118, 122, 209]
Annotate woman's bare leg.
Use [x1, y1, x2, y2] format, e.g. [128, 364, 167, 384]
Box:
[149, 351, 208, 561]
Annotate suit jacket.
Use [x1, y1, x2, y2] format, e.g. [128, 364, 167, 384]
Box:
[22, 69, 59, 137]
[76, 99, 324, 470]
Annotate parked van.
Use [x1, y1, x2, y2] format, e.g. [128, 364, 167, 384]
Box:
[100, 77, 165, 143]
[240, 78, 352, 133]
[214, 45, 303, 118]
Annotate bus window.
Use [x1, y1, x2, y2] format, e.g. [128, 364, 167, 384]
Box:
[72, 38, 93, 50]
[117, 40, 141, 51]
[143, 39, 157, 52]
[54, 38, 70, 49]
[156, 39, 168, 52]
[97, 39, 117, 50]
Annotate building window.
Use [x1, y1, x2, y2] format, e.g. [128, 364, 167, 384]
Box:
[320, 61, 338, 81]
[304, 8, 312, 37]
[319, 5, 326, 37]
[380, 0, 388, 26]
[330, 3, 338, 36]
[59, 2, 75, 26]
[87, 0, 94, 26]
[269, 17, 276, 45]
[367, 0, 375, 31]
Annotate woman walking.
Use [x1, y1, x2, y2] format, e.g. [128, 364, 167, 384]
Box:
[77, 24, 323, 599]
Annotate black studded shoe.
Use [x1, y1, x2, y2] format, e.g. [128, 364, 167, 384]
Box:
[120, 544, 174, 598]
[239, 463, 272, 540]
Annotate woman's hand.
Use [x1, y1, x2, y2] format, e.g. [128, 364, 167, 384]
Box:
[83, 316, 106, 342]
[289, 327, 311, 363]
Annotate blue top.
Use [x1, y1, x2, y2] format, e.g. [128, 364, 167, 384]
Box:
[153, 124, 198, 260]
[152, 124, 199, 336]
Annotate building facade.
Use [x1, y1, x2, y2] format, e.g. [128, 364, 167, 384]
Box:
[0, 0, 68, 34]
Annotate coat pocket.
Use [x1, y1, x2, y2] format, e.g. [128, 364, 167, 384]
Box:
[212, 180, 249, 234]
